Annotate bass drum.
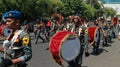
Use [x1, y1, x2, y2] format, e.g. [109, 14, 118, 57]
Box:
[88, 26, 101, 54]
[49, 31, 81, 66]
[88, 26, 101, 45]
[60, 34, 80, 62]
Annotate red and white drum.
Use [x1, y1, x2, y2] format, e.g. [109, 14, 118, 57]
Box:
[49, 31, 81, 66]
[88, 26, 100, 45]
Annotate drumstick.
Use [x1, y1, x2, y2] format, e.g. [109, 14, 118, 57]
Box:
[78, 28, 82, 36]
[71, 27, 74, 32]
[3, 40, 10, 59]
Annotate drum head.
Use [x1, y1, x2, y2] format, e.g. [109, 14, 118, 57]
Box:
[94, 29, 100, 42]
[3, 27, 12, 37]
[60, 35, 80, 61]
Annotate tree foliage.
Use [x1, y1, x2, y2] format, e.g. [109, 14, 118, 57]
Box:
[81, 2, 96, 19]
[60, 0, 83, 17]
[0, 0, 117, 21]
[0, 0, 64, 21]
[104, 7, 117, 17]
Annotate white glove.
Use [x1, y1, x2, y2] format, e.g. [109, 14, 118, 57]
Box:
[3, 40, 11, 49]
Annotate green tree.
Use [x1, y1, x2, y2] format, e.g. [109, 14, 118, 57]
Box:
[0, 0, 64, 21]
[60, 0, 83, 17]
[104, 7, 116, 17]
[85, 0, 99, 6]
[81, 2, 96, 19]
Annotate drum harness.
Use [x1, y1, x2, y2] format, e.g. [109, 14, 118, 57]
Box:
[3, 30, 24, 59]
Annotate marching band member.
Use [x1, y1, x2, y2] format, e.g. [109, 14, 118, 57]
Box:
[0, 10, 32, 67]
[118, 22, 120, 40]
[35, 21, 46, 44]
[67, 15, 89, 67]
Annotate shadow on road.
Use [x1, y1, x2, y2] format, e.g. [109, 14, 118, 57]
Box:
[110, 40, 114, 43]
[102, 43, 111, 47]
[91, 48, 108, 56]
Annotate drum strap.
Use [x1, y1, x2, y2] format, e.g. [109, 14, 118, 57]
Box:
[9, 30, 24, 49]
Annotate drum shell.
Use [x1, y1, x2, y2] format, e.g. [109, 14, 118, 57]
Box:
[49, 31, 80, 66]
[88, 27, 100, 45]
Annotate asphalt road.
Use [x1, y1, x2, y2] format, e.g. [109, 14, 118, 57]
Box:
[27, 33, 120, 67]
[0, 33, 120, 67]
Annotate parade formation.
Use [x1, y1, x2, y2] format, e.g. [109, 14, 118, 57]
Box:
[0, 0, 120, 67]
[0, 10, 119, 67]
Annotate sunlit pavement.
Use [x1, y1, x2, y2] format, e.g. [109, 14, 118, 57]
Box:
[1, 33, 120, 67]
[28, 33, 120, 67]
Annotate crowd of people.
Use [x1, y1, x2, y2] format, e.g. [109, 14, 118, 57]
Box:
[29, 13, 119, 67]
[0, 10, 119, 67]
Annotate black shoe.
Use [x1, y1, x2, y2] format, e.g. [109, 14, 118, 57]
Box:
[85, 52, 90, 57]
[46, 39, 50, 42]
[46, 48, 49, 50]
[35, 42, 37, 44]
[76, 64, 81, 67]
[41, 39, 45, 43]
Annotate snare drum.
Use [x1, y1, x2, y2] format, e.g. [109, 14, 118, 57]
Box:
[49, 31, 81, 66]
[0, 25, 12, 37]
[88, 27, 100, 45]
[0, 47, 12, 66]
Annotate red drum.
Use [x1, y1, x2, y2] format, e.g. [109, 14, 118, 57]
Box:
[49, 31, 81, 66]
[111, 17, 118, 25]
[88, 27, 100, 45]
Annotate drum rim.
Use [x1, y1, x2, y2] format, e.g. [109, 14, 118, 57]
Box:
[49, 31, 76, 66]
[49, 31, 68, 66]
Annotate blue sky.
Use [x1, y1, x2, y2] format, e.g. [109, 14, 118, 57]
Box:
[101, 0, 120, 4]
